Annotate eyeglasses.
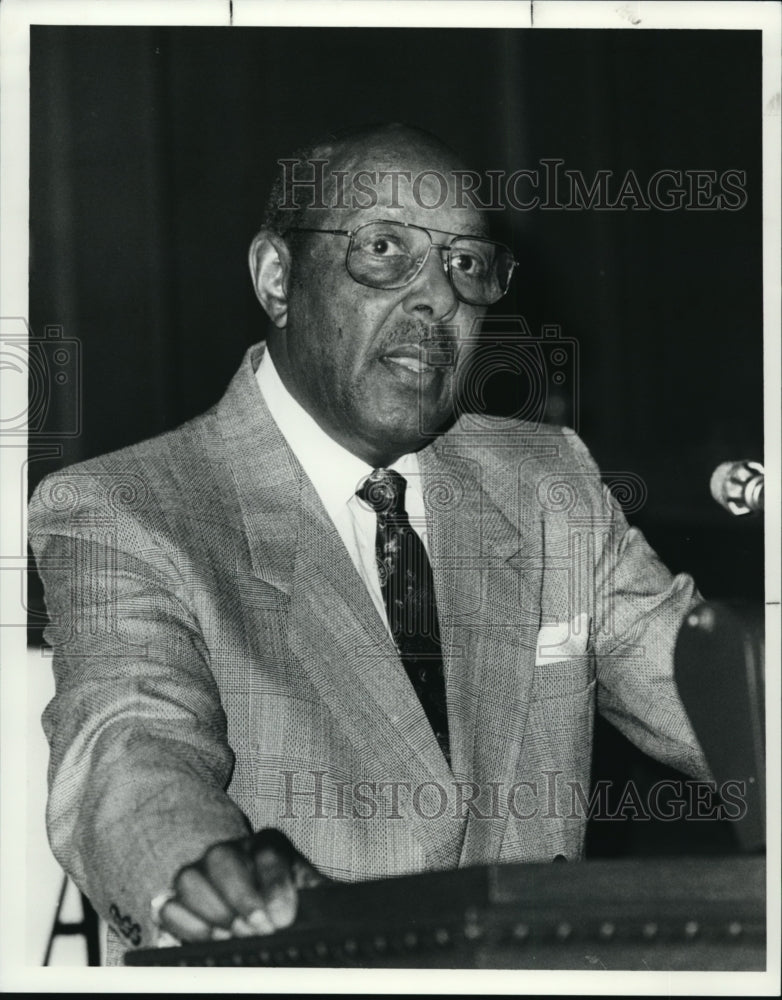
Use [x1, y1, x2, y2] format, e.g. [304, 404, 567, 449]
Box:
[285, 219, 517, 306]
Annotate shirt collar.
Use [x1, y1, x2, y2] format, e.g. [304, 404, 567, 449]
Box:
[255, 347, 420, 521]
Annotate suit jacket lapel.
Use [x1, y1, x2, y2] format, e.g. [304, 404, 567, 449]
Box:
[212, 343, 299, 594]
[213, 345, 464, 869]
[286, 487, 465, 868]
[420, 433, 555, 864]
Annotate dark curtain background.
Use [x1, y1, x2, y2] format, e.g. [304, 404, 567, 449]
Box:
[28, 27, 763, 858]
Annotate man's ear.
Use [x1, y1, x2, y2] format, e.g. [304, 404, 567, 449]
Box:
[248, 230, 291, 328]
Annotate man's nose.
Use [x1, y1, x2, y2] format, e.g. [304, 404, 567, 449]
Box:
[400, 246, 458, 322]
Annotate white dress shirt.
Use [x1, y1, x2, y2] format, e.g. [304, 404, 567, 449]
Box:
[255, 349, 429, 633]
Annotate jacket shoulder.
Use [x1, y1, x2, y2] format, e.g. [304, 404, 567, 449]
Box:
[438, 413, 599, 474]
[28, 409, 216, 537]
[434, 414, 608, 522]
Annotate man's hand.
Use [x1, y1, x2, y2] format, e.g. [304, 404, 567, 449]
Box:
[158, 828, 326, 941]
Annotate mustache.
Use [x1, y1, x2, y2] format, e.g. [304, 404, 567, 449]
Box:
[378, 320, 461, 354]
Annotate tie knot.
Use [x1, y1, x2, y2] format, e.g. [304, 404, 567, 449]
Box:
[357, 468, 407, 517]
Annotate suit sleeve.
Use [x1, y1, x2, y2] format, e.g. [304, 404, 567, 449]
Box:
[28, 471, 251, 952]
[563, 431, 713, 781]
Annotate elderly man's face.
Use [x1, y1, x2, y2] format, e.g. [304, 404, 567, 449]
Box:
[278, 141, 487, 466]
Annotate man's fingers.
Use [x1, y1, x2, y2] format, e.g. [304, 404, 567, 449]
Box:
[162, 830, 324, 942]
[172, 866, 235, 929]
[158, 898, 213, 942]
[200, 841, 271, 932]
[291, 854, 330, 889]
[253, 846, 297, 928]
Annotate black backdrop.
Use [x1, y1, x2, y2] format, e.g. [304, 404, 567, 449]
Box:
[28, 26, 764, 856]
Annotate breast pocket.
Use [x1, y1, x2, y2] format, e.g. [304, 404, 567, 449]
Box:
[529, 653, 596, 701]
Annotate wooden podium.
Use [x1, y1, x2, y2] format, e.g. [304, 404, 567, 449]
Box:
[126, 855, 765, 970]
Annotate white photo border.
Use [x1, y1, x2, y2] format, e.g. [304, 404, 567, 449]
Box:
[1, 1, 779, 994]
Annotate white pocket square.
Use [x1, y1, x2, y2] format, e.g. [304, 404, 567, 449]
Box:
[535, 613, 590, 665]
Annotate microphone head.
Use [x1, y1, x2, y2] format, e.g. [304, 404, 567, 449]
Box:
[710, 460, 764, 516]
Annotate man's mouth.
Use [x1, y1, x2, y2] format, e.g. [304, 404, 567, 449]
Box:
[379, 342, 454, 377]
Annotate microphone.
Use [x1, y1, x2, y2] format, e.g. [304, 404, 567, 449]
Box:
[710, 460, 764, 516]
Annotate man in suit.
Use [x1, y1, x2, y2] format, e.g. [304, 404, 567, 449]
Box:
[28, 123, 710, 962]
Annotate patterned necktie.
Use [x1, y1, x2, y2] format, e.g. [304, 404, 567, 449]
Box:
[357, 468, 450, 764]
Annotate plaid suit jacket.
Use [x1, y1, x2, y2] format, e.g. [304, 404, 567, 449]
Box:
[28, 343, 710, 961]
